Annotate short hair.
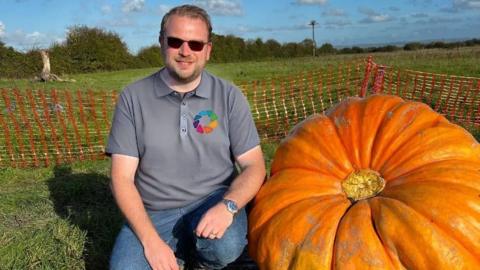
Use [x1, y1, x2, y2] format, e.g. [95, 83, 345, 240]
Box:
[159, 5, 212, 41]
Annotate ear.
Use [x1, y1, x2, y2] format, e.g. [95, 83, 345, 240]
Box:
[158, 35, 163, 46]
[205, 42, 212, 61]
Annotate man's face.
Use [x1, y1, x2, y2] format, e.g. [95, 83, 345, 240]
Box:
[161, 15, 212, 84]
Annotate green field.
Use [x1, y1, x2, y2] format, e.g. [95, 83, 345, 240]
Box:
[1, 46, 479, 91]
[1, 48, 480, 269]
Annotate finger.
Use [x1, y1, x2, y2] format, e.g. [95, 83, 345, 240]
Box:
[202, 227, 215, 238]
[195, 216, 209, 237]
[216, 231, 225, 239]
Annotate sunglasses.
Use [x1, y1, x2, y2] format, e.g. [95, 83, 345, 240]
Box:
[166, 37, 208, 52]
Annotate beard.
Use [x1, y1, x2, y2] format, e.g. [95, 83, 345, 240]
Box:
[165, 56, 205, 84]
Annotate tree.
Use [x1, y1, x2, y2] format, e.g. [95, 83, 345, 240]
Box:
[403, 42, 424, 51]
[64, 25, 135, 72]
[318, 43, 337, 54]
[136, 45, 163, 67]
[265, 39, 282, 58]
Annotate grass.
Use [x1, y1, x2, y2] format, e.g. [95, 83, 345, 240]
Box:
[1, 47, 480, 269]
[0, 145, 277, 270]
[1, 46, 479, 91]
[0, 160, 122, 269]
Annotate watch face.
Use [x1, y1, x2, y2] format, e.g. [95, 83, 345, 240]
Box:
[224, 199, 238, 213]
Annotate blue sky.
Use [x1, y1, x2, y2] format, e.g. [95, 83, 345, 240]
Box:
[0, 0, 479, 53]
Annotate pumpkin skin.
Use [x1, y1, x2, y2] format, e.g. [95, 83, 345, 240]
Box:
[248, 94, 480, 269]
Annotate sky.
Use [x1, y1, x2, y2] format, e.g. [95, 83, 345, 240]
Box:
[0, 0, 479, 54]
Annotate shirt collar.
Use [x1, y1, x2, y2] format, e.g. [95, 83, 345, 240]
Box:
[154, 69, 211, 99]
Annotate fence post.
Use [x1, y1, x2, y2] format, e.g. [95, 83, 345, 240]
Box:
[372, 66, 385, 94]
[360, 56, 373, 97]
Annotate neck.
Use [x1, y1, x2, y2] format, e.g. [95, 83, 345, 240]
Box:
[160, 69, 202, 93]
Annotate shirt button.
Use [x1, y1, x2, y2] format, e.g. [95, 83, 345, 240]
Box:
[181, 128, 186, 132]
[182, 101, 186, 106]
[182, 113, 187, 118]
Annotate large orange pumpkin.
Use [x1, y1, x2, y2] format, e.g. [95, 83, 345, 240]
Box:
[248, 94, 480, 269]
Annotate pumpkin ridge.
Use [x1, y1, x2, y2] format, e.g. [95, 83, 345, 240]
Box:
[379, 119, 473, 178]
[328, 97, 365, 168]
[370, 197, 480, 268]
[330, 198, 400, 269]
[249, 194, 348, 247]
[367, 198, 407, 269]
[288, 200, 350, 269]
[271, 115, 353, 178]
[371, 103, 445, 171]
[383, 160, 480, 191]
[251, 195, 349, 269]
[359, 95, 405, 169]
[379, 181, 480, 258]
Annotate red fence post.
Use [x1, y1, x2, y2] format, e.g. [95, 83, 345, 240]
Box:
[360, 56, 373, 97]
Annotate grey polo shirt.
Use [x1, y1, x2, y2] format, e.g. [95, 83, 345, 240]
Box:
[106, 69, 260, 210]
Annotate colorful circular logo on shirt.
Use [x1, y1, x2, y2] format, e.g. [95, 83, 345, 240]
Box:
[193, 110, 218, 134]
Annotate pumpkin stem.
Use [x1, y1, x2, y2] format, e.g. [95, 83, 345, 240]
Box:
[342, 169, 385, 202]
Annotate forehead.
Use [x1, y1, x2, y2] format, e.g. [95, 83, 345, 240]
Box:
[164, 15, 209, 40]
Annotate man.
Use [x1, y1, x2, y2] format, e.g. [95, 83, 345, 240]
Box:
[107, 4, 265, 270]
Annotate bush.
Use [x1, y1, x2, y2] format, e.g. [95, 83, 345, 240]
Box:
[404, 42, 425, 51]
[65, 26, 136, 73]
[0, 41, 40, 78]
[136, 45, 163, 67]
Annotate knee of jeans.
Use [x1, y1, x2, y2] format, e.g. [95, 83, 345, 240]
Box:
[110, 252, 150, 270]
[110, 226, 151, 270]
[195, 234, 247, 268]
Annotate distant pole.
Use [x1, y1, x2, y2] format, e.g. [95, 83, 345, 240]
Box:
[309, 20, 318, 57]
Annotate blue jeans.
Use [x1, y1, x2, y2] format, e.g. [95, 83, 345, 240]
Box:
[110, 188, 248, 269]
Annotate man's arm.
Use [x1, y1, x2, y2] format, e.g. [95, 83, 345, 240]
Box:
[195, 145, 266, 238]
[111, 154, 179, 270]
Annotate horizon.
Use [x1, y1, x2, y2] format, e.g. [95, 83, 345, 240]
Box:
[1, 0, 479, 54]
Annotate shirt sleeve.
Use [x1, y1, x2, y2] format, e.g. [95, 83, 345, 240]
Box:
[105, 89, 139, 157]
[228, 87, 260, 158]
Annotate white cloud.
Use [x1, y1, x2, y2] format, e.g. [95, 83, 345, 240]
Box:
[322, 8, 346, 17]
[360, 14, 392, 23]
[224, 23, 309, 35]
[358, 7, 378, 16]
[441, 0, 480, 12]
[296, 0, 328, 5]
[0, 21, 5, 37]
[101, 4, 112, 15]
[122, 0, 145, 13]
[193, 0, 243, 16]
[4, 29, 55, 50]
[411, 13, 429, 18]
[358, 7, 393, 23]
[325, 19, 351, 28]
[454, 0, 480, 9]
[102, 17, 137, 27]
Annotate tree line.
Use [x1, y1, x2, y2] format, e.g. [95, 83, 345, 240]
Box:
[1, 25, 479, 78]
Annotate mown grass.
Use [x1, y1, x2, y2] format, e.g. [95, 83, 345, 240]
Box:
[0, 144, 277, 270]
[1, 47, 479, 269]
[1, 46, 479, 91]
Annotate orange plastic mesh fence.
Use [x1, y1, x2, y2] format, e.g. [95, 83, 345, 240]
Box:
[0, 89, 117, 167]
[366, 58, 480, 131]
[0, 57, 478, 167]
[239, 60, 366, 141]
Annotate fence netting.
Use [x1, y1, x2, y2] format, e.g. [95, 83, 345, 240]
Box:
[0, 57, 478, 167]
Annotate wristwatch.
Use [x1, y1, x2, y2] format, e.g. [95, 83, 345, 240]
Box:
[222, 199, 239, 215]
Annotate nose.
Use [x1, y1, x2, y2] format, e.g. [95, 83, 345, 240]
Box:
[178, 41, 192, 56]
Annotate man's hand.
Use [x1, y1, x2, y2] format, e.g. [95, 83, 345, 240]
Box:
[195, 202, 234, 239]
[143, 237, 180, 270]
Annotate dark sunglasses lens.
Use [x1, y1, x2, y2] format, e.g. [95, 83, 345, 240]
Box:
[167, 37, 183, 49]
[187, 41, 205, 51]
[167, 37, 205, 51]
